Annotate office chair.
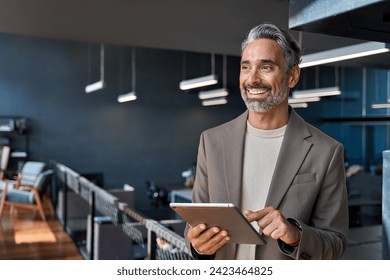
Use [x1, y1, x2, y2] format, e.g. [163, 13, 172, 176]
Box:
[0, 161, 46, 190]
[14, 161, 46, 187]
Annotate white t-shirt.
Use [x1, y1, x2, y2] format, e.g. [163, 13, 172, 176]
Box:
[235, 121, 286, 260]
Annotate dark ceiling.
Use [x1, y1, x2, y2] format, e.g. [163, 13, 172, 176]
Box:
[0, 0, 389, 68]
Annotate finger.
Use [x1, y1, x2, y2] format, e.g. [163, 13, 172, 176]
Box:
[246, 206, 274, 223]
[270, 225, 289, 240]
[260, 216, 291, 241]
[191, 226, 221, 247]
[195, 229, 230, 255]
[207, 231, 230, 253]
[270, 222, 301, 245]
[257, 208, 283, 229]
[187, 224, 206, 240]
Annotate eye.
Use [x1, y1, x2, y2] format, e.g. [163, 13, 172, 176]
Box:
[260, 65, 273, 71]
[240, 64, 251, 72]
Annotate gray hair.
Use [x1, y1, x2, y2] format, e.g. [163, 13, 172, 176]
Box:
[241, 23, 302, 71]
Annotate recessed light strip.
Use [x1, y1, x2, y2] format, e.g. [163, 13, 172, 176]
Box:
[300, 42, 390, 68]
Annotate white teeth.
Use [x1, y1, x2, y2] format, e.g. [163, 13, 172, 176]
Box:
[248, 89, 267, 95]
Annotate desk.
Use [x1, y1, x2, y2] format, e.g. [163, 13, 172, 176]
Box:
[169, 189, 192, 220]
[170, 189, 192, 203]
[342, 225, 382, 260]
[348, 198, 381, 208]
[348, 198, 382, 227]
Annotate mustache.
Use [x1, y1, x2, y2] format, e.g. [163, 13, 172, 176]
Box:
[243, 83, 272, 91]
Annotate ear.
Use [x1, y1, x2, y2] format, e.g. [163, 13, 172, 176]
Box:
[288, 66, 300, 88]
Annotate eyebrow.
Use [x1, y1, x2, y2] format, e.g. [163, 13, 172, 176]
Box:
[240, 59, 277, 64]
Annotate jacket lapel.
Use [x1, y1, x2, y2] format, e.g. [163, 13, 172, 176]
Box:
[221, 111, 248, 208]
[265, 108, 313, 208]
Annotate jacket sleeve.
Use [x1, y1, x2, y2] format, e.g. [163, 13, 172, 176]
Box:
[278, 143, 349, 260]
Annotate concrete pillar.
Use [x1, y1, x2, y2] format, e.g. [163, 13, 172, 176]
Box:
[383, 150, 390, 259]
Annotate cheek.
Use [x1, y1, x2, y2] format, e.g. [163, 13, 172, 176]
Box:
[270, 76, 285, 90]
[239, 75, 246, 87]
[239, 72, 245, 82]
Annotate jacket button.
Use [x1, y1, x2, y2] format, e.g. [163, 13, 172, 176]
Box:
[300, 252, 311, 260]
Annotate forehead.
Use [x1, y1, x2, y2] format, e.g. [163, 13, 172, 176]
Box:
[241, 38, 285, 63]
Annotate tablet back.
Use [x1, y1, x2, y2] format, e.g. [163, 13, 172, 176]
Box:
[170, 203, 264, 245]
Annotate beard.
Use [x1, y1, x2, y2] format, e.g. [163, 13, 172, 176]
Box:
[241, 79, 289, 113]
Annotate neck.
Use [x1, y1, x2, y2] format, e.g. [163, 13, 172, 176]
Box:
[247, 104, 289, 130]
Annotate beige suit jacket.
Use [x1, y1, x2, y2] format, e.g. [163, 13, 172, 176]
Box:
[186, 108, 349, 260]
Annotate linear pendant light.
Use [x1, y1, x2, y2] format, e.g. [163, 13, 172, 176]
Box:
[290, 102, 308, 109]
[293, 86, 341, 98]
[180, 53, 218, 90]
[371, 103, 390, 109]
[199, 88, 228, 100]
[118, 47, 137, 103]
[180, 74, 218, 90]
[118, 92, 137, 103]
[85, 44, 106, 93]
[293, 66, 342, 100]
[202, 97, 228, 106]
[199, 55, 229, 106]
[288, 96, 320, 103]
[300, 42, 390, 68]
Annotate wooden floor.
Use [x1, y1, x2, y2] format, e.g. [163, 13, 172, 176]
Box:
[0, 197, 83, 260]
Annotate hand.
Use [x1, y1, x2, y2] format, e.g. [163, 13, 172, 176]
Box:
[187, 224, 230, 255]
[245, 207, 301, 246]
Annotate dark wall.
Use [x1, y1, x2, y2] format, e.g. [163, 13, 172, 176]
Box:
[1, 32, 388, 210]
[0, 33, 245, 208]
[296, 66, 390, 170]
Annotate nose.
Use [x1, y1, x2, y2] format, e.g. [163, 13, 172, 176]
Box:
[246, 69, 262, 85]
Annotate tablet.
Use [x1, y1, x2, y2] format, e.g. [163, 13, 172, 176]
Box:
[170, 202, 265, 245]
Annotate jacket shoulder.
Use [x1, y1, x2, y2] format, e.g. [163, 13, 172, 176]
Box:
[202, 111, 247, 138]
[306, 122, 342, 148]
[290, 108, 342, 148]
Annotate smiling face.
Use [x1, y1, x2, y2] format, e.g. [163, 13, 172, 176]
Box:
[240, 38, 299, 113]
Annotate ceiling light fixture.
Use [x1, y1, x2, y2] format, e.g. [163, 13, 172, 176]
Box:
[118, 92, 137, 103]
[199, 54, 229, 104]
[199, 88, 229, 100]
[300, 42, 390, 68]
[180, 74, 218, 90]
[201, 97, 228, 106]
[293, 86, 341, 98]
[117, 47, 137, 103]
[180, 53, 218, 90]
[371, 103, 390, 109]
[288, 96, 320, 103]
[290, 102, 308, 109]
[85, 44, 106, 93]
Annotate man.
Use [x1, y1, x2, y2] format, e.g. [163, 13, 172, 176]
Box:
[185, 23, 349, 260]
